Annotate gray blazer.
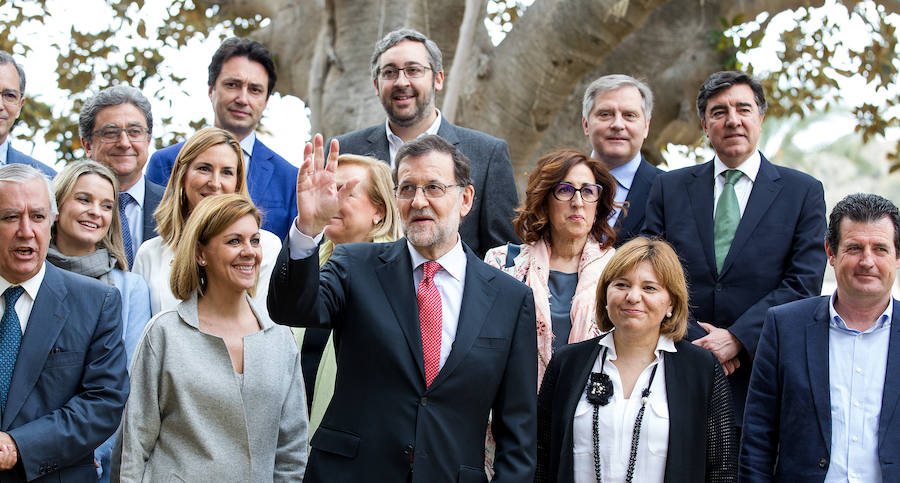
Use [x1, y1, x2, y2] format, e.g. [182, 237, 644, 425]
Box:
[112, 293, 307, 482]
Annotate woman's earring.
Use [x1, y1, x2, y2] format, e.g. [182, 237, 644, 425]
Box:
[666, 312, 672, 318]
[199, 259, 207, 266]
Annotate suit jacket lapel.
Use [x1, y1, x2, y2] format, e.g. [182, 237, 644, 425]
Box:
[560, 338, 603, 476]
[366, 125, 391, 163]
[430, 246, 496, 388]
[618, 158, 653, 236]
[663, 346, 693, 481]
[3, 265, 68, 429]
[719, 155, 782, 277]
[686, 162, 717, 279]
[436, 119, 461, 147]
[806, 298, 832, 453]
[374, 241, 425, 382]
[247, 139, 274, 201]
[879, 300, 900, 447]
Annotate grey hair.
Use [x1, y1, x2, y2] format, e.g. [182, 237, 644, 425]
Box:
[0, 51, 26, 94]
[582, 74, 654, 120]
[370, 28, 443, 79]
[0, 164, 58, 220]
[79, 85, 153, 140]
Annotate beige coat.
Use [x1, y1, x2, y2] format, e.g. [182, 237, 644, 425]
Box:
[112, 293, 307, 482]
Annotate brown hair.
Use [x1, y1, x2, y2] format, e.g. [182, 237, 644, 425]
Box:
[155, 127, 250, 246]
[513, 149, 617, 247]
[595, 237, 689, 341]
[170, 194, 261, 300]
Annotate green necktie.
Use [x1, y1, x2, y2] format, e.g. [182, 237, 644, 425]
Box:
[714, 169, 743, 273]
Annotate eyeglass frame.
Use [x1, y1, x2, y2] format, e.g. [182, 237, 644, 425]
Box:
[551, 182, 603, 203]
[0, 89, 22, 106]
[377, 63, 433, 81]
[395, 182, 464, 200]
[89, 125, 151, 144]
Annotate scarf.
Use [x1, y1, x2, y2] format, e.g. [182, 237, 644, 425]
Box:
[47, 242, 118, 285]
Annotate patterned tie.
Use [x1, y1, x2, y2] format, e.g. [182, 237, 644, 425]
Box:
[0, 286, 24, 415]
[119, 192, 135, 268]
[417, 261, 442, 387]
[714, 169, 743, 273]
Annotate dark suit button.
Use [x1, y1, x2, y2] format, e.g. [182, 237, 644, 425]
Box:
[402, 445, 412, 455]
[420, 397, 427, 406]
[715, 283, 723, 291]
[818, 458, 827, 468]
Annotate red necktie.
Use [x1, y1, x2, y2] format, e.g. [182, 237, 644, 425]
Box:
[417, 261, 442, 387]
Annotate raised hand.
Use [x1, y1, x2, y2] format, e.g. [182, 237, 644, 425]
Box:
[294, 134, 358, 236]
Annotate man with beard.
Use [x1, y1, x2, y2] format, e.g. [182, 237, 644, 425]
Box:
[268, 134, 537, 482]
[333, 28, 518, 258]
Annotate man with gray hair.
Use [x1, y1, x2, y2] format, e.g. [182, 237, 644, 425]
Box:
[0, 51, 56, 177]
[581, 74, 661, 246]
[79, 85, 165, 267]
[0, 163, 128, 481]
[334, 28, 519, 258]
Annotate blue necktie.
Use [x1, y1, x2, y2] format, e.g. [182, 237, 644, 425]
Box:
[119, 192, 135, 268]
[0, 286, 24, 415]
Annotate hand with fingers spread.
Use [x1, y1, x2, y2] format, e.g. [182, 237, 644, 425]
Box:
[294, 134, 359, 237]
[693, 321, 743, 375]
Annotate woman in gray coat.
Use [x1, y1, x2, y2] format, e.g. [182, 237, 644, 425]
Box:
[112, 194, 308, 482]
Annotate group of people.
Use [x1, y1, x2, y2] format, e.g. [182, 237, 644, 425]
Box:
[0, 23, 894, 483]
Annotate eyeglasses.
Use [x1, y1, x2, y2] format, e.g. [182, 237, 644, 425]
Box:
[0, 89, 21, 106]
[552, 182, 602, 203]
[90, 126, 150, 143]
[395, 182, 463, 199]
[378, 64, 432, 81]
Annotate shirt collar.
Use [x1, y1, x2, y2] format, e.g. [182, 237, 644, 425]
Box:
[0, 262, 46, 302]
[125, 175, 146, 208]
[713, 149, 761, 182]
[239, 131, 256, 160]
[0, 139, 8, 165]
[606, 153, 642, 190]
[407, 235, 466, 282]
[598, 331, 678, 361]
[828, 291, 893, 334]
[386, 109, 443, 146]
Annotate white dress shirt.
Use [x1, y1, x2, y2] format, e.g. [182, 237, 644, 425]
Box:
[386, 110, 442, 167]
[599, 152, 642, 228]
[0, 263, 47, 334]
[712, 150, 761, 219]
[240, 131, 256, 166]
[572, 333, 675, 483]
[825, 293, 891, 483]
[122, 176, 146, 245]
[0, 139, 9, 165]
[288, 221, 467, 370]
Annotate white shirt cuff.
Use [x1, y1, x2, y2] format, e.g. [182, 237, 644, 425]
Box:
[288, 218, 325, 260]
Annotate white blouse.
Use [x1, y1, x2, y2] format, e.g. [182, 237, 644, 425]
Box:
[572, 334, 676, 483]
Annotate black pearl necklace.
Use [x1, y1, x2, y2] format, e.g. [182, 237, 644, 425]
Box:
[585, 346, 659, 483]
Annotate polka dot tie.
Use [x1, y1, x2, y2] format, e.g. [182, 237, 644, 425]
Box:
[0, 286, 24, 415]
[417, 261, 442, 387]
[119, 192, 135, 269]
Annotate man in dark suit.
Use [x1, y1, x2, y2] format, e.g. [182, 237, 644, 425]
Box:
[333, 28, 518, 258]
[0, 51, 55, 177]
[79, 85, 165, 268]
[268, 134, 537, 482]
[741, 193, 900, 482]
[643, 71, 827, 425]
[0, 164, 128, 481]
[581, 74, 661, 247]
[145, 38, 298, 240]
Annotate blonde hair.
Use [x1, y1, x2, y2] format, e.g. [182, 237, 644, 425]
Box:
[155, 127, 249, 246]
[336, 154, 402, 241]
[52, 160, 128, 270]
[595, 237, 689, 341]
[170, 194, 261, 300]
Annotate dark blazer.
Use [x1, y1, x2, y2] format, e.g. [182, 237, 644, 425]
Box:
[536, 334, 737, 483]
[334, 120, 520, 257]
[740, 296, 900, 482]
[6, 145, 56, 178]
[642, 154, 826, 424]
[141, 176, 165, 244]
[614, 156, 663, 248]
[268, 239, 537, 482]
[1, 263, 129, 482]
[146, 137, 299, 240]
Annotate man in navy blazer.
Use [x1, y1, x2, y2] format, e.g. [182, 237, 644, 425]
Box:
[643, 71, 827, 425]
[145, 38, 298, 240]
[581, 74, 662, 247]
[0, 164, 128, 481]
[741, 193, 900, 482]
[268, 135, 537, 482]
[0, 51, 56, 177]
[333, 28, 518, 258]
